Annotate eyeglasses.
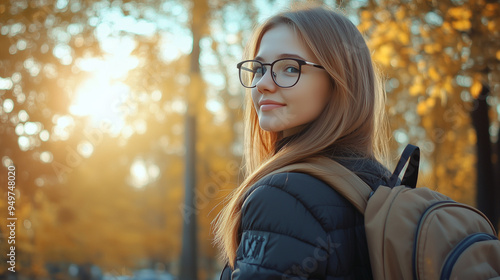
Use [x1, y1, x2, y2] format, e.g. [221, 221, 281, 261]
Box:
[237, 58, 325, 88]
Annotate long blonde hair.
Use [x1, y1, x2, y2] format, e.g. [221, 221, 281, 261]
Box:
[213, 5, 389, 267]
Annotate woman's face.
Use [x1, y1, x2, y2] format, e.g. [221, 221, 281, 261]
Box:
[252, 24, 331, 137]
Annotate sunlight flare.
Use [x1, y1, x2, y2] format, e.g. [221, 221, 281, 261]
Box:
[70, 56, 136, 134]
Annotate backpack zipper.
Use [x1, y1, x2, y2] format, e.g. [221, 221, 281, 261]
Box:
[440, 233, 497, 280]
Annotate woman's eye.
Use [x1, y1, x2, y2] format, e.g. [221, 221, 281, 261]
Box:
[254, 66, 266, 75]
[285, 66, 300, 73]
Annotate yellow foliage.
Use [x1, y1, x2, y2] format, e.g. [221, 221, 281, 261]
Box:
[424, 44, 435, 54]
[436, 165, 446, 178]
[361, 10, 371, 20]
[496, 50, 500, 60]
[397, 32, 409, 44]
[420, 26, 430, 38]
[358, 21, 371, 33]
[409, 85, 422, 96]
[442, 22, 453, 34]
[433, 43, 442, 52]
[417, 60, 426, 72]
[484, 3, 499, 17]
[428, 67, 440, 81]
[453, 172, 465, 188]
[447, 131, 456, 141]
[359, 0, 494, 213]
[468, 128, 477, 144]
[470, 80, 482, 98]
[374, 44, 393, 66]
[410, 77, 424, 96]
[441, 90, 448, 106]
[488, 20, 498, 32]
[396, 7, 406, 21]
[421, 115, 433, 129]
[417, 100, 428, 115]
[444, 77, 454, 93]
[430, 86, 439, 98]
[452, 20, 471, 31]
[386, 22, 400, 41]
[427, 97, 436, 108]
[429, 86, 447, 104]
[408, 64, 418, 76]
[448, 7, 472, 19]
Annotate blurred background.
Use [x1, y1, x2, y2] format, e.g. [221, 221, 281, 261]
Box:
[0, 0, 499, 279]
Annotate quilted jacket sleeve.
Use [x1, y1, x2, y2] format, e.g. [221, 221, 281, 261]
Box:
[231, 174, 335, 279]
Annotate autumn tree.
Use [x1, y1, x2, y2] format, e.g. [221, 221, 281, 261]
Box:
[0, 0, 257, 278]
[358, 0, 500, 228]
[0, 0, 103, 276]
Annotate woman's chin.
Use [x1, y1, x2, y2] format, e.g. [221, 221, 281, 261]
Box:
[259, 124, 284, 133]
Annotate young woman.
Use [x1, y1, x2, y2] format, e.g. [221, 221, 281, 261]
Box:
[214, 5, 392, 279]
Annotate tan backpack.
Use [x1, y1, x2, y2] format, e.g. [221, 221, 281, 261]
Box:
[270, 144, 500, 279]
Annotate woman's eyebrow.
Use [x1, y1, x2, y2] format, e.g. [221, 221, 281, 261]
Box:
[254, 53, 306, 61]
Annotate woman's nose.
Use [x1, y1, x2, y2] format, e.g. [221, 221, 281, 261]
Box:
[255, 69, 278, 93]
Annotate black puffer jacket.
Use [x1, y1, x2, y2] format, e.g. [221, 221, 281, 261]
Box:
[219, 156, 391, 279]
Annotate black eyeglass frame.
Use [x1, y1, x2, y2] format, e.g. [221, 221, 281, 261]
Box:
[236, 58, 325, 88]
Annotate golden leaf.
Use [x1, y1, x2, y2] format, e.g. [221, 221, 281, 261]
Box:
[447, 131, 456, 141]
[420, 26, 430, 38]
[468, 128, 477, 144]
[427, 97, 436, 108]
[448, 7, 472, 19]
[408, 64, 418, 75]
[437, 165, 446, 178]
[470, 81, 482, 98]
[444, 77, 453, 93]
[418, 60, 426, 71]
[430, 86, 440, 98]
[442, 22, 453, 34]
[448, 7, 461, 18]
[410, 83, 423, 96]
[358, 21, 371, 33]
[452, 20, 471, 31]
[417, 102, 427, 115]
[488, 20, 497, 32]
[441, 89, 447, 106]
[374, 44, 393, 66]
[433, 43, 442, 52]
[424, 44, 435, 54]
[429, 67, 440, 81]
[396, 8, 405, 20]
[410, 77, 423, 96]
[484, 3, 499, 17]
[361, 10, 371, 20]
[397, 32, 409, 45]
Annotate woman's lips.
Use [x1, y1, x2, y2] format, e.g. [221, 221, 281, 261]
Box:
[259, 100, 286, 111]
[260, 104, 285, 111]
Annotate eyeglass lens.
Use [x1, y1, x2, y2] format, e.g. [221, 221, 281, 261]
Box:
[240, 59, 301, 88]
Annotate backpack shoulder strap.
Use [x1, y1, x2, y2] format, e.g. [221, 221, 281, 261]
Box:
[267, 157, 372, 214]
[267, 144, 420, 214]
[270, 144, 420, 214]
[388, 144, 420, 188]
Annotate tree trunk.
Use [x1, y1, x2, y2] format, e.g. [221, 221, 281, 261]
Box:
[494, 126, 500, 231]
[180, 114, 198, 280]
[471, 84, 497, 231]
[179, 0, 207, 278]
